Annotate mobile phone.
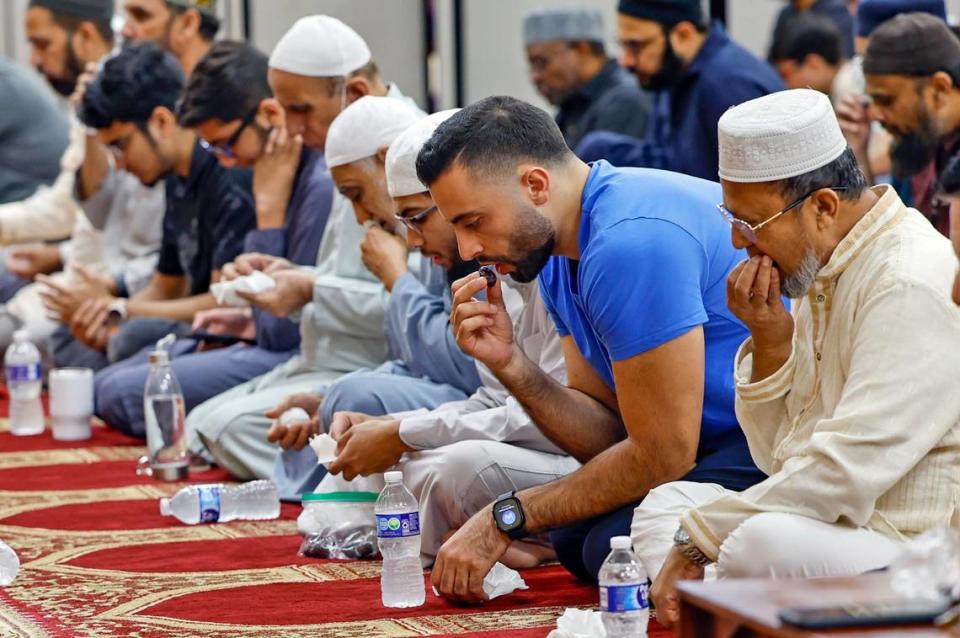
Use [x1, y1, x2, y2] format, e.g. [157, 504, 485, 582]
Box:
[187, 332, 257, 346]
[779, 598, 953, 630]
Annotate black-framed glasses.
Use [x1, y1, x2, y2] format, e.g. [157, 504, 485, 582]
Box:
[200, 107, 258, 160]
[718, 187, 849, 245]
[394, 205, 437, 235]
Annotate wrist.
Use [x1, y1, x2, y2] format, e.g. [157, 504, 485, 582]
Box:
[254, 198, 286, 229]
[381, 265, 408, 293]
[388, 420, 414, 454]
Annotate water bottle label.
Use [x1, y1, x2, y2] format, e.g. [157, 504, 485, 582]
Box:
[600, 583, 649, 613]
[376, 512, 420, 538]
[198, 486, 221, 523]
[7, 364, 40, 382]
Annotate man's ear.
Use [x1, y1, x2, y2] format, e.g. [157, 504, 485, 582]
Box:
[375, 144, 390, 164]
[72, 21, 102, 62]
[345, 76, 373, 104]
[930, 70, 955, 106]
[812, 187, 841, 230]
[521, 166, 551, 207]
[259, 97, 286, 130]
[148, 106, 177, 138]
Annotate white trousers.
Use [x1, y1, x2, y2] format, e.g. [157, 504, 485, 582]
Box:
[630, 481, 903, 582]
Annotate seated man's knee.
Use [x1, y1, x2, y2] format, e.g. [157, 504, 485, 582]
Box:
[718, 513, 796, 579]
[321, 374, 392, 430]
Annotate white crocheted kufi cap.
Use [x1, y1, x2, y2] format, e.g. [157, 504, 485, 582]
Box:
[386, 109, 460, 198]
[718, 89, 847, 183]
[325, 96, 423, 169]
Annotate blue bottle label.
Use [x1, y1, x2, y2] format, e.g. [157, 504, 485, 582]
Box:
[600, 582, 649, 613]
[376, 512, 420, 538]
[198, 486, 221, 523]
[7, 364, 41, 382]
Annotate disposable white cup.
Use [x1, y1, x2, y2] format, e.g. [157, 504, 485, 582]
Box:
[49, 368, 94, 441]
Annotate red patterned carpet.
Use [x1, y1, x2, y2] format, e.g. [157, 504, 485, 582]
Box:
[0, 404, 672, 637]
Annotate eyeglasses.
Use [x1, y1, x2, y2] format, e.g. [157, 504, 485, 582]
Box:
[200, 107, 258, 160]
[394, 205, 437, 235]
[718, 187, 849, 244]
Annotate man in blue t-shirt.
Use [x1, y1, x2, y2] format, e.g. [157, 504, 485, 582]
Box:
[415, 95, 766, 601]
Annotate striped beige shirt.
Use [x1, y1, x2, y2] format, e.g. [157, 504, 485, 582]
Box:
[682, 185, 960, 561]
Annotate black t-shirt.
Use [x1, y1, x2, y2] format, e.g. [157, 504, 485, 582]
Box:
[157, 142, 255, 295]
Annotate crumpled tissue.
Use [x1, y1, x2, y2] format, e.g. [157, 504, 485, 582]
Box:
[210, 270, 275, 307]
[546, 608, 607, 637]
[280, 407, 311, 426]
[430, 562, 528, 600]
[890, 527, 960, 601]
[308, 433, 338, 465]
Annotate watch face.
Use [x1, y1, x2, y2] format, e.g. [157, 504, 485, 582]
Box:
[494, 498, 524, 533]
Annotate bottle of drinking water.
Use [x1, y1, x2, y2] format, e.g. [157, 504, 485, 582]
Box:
[599, 536, 650, 637]
[5, 330, 43, 436]
[375, 471, 425, 608]
[160, 481, 280, 524]
[141, 345, 188, 481]
[0, 540, 19, 586]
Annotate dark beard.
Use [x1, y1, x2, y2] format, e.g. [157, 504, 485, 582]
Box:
[641, 31, 686, 91]
[480, 205, 556, 284]
[42, 39, 84, 97]
[890, 133, 940, 179]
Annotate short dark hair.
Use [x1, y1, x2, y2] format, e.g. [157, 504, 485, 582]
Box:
[79, 42, 184, 129]
[416, 95, 573, 186]
[777, 147, 867, 203]
[167, 2, 220, 41]
[177, 40, 270, 127]
[51, 13, 113, 45]
[771, 13, 843, 66]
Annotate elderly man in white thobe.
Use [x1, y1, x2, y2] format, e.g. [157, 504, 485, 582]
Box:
[185, 16, 422, 479]
[315, 111, 580, 568]
[641, 89, 960, 628]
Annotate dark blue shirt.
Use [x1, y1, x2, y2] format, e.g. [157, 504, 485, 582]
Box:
[557, 58, 651, 150]
[244, 148, 333, 352]
[576, 24, 784, 182]
[157, 142, 256, 295]
[538, 161, 750, 456]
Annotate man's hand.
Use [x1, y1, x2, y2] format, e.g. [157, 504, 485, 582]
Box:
[837, 95, 872, 170]
[360, 224, 409, 291]
[327, 410, 378, 440]
[69, 297, 114, 351]
[191, 307, 255, 339]
[265, 392, 323, 450]
[6, 244, 63, 280]
[727, 256, 794, 380]
[432, 506, 511, 603]
[326, 419, 412, 480]
[69, 62, 97, 106]
[237, 268, 315, 317]
[253, 127, 302, 229]
[221, 253, 293, 281]
[38, 264, 113, 323]
[450, 271, 515, 371]
[649, 545, 706, 629]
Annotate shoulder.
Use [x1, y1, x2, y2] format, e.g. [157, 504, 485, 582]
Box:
[701, 43, 783, 94]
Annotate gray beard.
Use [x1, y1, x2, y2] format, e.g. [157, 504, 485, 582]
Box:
[781, 249, 821, 299]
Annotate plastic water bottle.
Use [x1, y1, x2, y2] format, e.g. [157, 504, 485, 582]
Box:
[5, 330, 43, 436]
[160, 481, 280, 524]
[140, 345, 188, 481]
[375, 470, 425, 608]
[599, 536, 649, 637]
[0, 540, 19, 586]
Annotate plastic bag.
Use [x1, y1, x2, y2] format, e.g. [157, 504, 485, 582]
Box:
[890, 527, 960, 601]
[298, 491, 379, 560]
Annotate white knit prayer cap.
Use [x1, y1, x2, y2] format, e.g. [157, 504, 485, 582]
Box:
[325, 96, 424, 169]
[718, 89, 847, 183]
[386, 109, 460, 198]
[268, 15, 371, 77]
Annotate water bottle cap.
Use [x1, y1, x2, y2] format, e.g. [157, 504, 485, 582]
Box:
[384, 470, 403, 483]
[12, 330, 28, 343]
[159, 498, 171, 516]
[610, 536, 632, 550]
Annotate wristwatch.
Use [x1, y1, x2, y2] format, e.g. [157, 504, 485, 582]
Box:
[674, 526, 713, 567]
[106, 298, 128, 326]
[492, 491, 528, 540]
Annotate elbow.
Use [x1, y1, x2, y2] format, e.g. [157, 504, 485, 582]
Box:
[653, 439, 698, 483]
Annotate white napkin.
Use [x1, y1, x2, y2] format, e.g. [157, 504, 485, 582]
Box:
[430, 562, 528, 600]
[280, 407, 311, 426]
[309, 433, 338, 465]
[546, 608, 607, 638]
[210, 271, 276, 307]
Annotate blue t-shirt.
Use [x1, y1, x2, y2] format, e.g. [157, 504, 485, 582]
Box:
[538, 160, 749, 455]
